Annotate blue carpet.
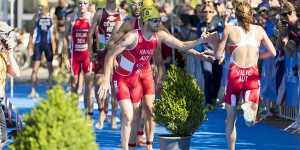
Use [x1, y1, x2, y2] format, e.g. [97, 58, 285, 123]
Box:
[2, 84, 300, 149]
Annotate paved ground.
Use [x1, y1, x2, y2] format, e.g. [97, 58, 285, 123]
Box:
[3, 67, 300, 149]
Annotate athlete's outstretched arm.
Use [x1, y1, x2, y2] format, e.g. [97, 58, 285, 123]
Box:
[259, 26, 276, 59]
[88, 10, 101, 62]
[158, 30, 218, 51]
[215, 26, 229, 59]
[98, 31, 137, 99]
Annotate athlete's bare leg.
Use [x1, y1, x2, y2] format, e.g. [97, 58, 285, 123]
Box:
[119, 100, 141, 150]
[111, 92, 118, 130]
[84, 73, 95, 120]
[28, 61, 41, 98]
[70, 75, 79, 94]
[47, 61, 53, 89]
[128, 102, 142, 150]
[225, 103, 237, 150]
[104, 92, 111, 122]
[143, 94, 155, 150]
[94, 74, 107, 130]
[77, 70, 84, 94]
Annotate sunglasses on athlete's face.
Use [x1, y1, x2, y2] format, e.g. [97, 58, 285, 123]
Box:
[38, 5, 44, 8]
[131, 2, 142, 6]
[149, 18, 161, 23]
[281, 11, 293, 17]
[78, 1, 88, 5]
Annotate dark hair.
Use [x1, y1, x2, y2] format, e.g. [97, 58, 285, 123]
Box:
[201, 4, 215, 13]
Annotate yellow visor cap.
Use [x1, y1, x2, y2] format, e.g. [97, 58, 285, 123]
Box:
[96, 0, 106, 9]
[140, 0, 155, 11]
[39, 0, 48, 7]
[142, 7, 160, 22]
[131, 0, 141, 3]
[77, 0, 90, 4]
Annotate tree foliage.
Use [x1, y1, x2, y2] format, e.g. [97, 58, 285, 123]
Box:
[153, 64, 206, 136]
[9, 84, 97, 150]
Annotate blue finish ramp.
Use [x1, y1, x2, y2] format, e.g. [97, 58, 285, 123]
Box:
[3, 85, 300, 150]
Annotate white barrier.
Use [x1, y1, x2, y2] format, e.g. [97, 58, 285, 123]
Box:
[4, 95, 23, 133]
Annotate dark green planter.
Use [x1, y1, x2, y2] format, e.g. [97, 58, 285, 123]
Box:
[156, 135, 193, 150]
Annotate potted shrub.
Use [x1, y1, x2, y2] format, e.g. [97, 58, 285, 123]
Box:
[153, 64, 206, 150]
[9, 81, 98, 150]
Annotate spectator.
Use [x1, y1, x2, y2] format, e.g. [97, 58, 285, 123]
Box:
[120, 0, 129, 12]
[276, 2, 300, 57]
[227, 0, 245, 25]
[0, 21, 20, 150]
[212, 0, 227, 37]
[267, 7, 281, 44]
[289, 0, 300, 7]
[203, 0, 214, 7]
[196, 5, 222, 111]
[257, 2, 270, 20]
[268, 0, 280, 7]
[163, 2, 172, 15]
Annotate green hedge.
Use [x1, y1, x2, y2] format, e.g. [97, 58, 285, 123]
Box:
[9, 85, 97, 150]
[153, 64, 206, 137]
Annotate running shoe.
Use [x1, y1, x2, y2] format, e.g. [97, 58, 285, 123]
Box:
[241, 103, 254, 123]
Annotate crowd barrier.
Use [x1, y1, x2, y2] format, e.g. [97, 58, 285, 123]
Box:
[4, 95, 24, 133]
[187, 49, 300, 134]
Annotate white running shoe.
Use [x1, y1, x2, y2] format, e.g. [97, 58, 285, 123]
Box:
[241, 103, 254, 123]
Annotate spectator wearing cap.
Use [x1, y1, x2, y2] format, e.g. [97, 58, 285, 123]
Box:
[276, 2, 300, 57]
[257, 2, 270, 19]
[213, 0, 226, 22]
[258, 2, 276, 37]
[212, 0, 227, 37]
[0, 21, 20, 150]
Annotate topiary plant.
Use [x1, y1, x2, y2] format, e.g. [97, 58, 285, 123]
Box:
[153, 64, 206, 137]
[8, 83, 98, 150]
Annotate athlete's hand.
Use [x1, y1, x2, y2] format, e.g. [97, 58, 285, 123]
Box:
[65, 59, 71, 72]
[218, 55, 225, 65]
[98, 80, 111, 100]
[113, 59, 119, 69]
[199, 31, 219, 44]
[89, 53, 97, 63]
[198, 51, 215, 62]
[28, 44, 34, 57]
